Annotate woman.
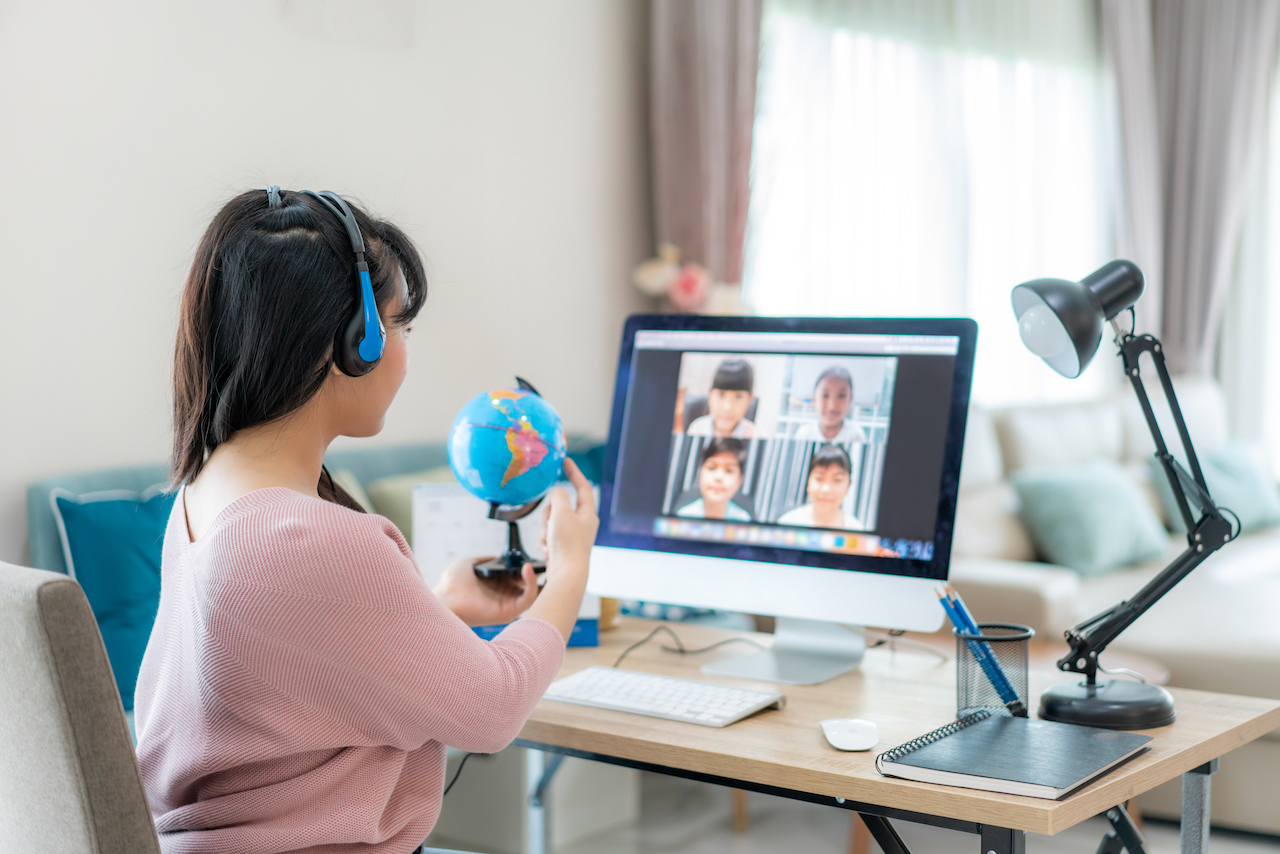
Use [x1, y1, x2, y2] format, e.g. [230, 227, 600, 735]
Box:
[135, 187, 597, 854]
[777, 444, 860, 530]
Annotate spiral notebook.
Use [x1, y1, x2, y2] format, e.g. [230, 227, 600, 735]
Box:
[875, 710, 1153, 799]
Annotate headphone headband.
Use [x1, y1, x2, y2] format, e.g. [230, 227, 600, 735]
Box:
[295, 188, 385, 376]
[302, 190, 367, 258]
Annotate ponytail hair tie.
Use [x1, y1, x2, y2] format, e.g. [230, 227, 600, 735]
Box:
[266, 185, 282, 208]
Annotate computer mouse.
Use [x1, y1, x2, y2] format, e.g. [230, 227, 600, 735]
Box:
[820, 718, 879, 751]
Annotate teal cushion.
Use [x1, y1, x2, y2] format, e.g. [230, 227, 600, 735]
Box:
[1150, 441, 1280, 534]
[1011, 460, 1167, 576]
[50, 485, 175, 710]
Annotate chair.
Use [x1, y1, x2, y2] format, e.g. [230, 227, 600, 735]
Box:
[0, 561, 160, 854]
[0, 562, 474, 854]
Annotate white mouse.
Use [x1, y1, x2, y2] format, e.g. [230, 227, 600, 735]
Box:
[820, 718, 879, 751]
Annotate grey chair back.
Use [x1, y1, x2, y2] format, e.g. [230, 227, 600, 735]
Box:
[0, 561, 161, 854]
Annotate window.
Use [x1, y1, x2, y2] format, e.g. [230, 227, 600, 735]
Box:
[745, 1, 1119, 406]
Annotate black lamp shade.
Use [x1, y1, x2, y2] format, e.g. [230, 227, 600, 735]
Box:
[1010, 260, 1145, 379]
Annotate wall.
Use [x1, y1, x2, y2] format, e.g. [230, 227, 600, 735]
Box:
[0, 0, 652, 564]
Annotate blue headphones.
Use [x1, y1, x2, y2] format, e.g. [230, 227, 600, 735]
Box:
[297, 189, 386, 377]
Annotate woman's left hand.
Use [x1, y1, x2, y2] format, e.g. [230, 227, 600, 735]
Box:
[433, 558, 541, 627]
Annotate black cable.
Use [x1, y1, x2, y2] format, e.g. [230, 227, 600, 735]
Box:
[443, 752, 474, 797]
[611, 624, 766, 668]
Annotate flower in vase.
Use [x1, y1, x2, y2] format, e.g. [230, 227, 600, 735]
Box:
[668, 262, 711, 311]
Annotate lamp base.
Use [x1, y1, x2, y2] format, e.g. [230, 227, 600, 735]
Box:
[1038, 679, 1176, 730]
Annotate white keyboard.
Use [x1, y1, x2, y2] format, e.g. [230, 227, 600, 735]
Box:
[543, 666, 785, 727]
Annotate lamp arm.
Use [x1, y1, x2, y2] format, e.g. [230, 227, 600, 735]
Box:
[1055, 332, 1234, 682]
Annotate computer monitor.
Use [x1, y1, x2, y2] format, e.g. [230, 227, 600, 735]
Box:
[588, 314, 977, 684]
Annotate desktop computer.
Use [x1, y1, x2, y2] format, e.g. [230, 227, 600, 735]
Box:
[587, 314, 977, 684]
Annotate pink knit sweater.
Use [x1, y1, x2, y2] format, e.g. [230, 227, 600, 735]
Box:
[134, 487, 566, 854]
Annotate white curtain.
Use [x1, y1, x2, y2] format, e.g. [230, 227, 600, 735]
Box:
[745, 0, 1119, 406]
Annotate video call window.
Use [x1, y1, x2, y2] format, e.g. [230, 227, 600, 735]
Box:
[664, 352, 897, 533]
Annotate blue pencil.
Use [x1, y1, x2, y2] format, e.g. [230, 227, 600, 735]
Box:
[945, 586, 1023, 702]
[937, 588, 1027, 717]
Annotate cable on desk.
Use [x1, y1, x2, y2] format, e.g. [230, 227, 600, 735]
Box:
[858, 627, 950, 662]
[443, 752, 474, 797]
[611, 624, 766, 669]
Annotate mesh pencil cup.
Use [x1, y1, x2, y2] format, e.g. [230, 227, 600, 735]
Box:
[954, 623, 1033, 718]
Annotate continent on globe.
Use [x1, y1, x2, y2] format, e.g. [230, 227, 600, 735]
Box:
[502, 420, 550, 487]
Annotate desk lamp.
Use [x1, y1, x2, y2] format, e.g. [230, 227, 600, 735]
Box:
[1011, 260, 1236, 729]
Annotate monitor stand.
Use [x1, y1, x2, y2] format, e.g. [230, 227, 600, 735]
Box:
[700, 617, 866, 685]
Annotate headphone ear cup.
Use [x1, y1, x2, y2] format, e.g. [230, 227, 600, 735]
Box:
[334, 303, 385, 377]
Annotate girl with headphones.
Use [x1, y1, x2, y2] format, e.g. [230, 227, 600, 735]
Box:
[134, 188, 597, 854]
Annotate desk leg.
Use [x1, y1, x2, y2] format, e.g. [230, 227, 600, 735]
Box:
[1180, 759, 1218, 854]
[859, 815, 911, 854]
[980, 825, 1026, 854]
[526, 750, 565, 854]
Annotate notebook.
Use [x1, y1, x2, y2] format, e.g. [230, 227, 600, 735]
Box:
[875, 709, 1152, 799]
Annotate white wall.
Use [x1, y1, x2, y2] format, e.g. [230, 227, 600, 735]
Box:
[0, 0, 653, 564]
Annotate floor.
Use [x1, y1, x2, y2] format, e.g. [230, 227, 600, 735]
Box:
[560, 772, 1280, 854]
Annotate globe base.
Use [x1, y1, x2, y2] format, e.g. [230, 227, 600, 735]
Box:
[473, 519, 548, 579]
[474, 555, 546, 579]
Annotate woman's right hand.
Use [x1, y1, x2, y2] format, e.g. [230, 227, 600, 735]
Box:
[541, 458, 598, 589]
[525, 458, 597, 641]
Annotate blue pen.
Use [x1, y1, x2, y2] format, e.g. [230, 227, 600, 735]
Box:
[936, 588, 1027, 717]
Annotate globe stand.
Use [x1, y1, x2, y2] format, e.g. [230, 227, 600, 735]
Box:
[473, 498, 546, 579]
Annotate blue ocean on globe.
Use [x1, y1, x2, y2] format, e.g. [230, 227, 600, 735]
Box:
[447, 388, 567, 506]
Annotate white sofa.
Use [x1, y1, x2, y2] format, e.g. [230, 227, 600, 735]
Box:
[948, 377, 1280, 834]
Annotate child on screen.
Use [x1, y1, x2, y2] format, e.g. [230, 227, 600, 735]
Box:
[677, 438, 753, 521]
[686, 358, 760, 438]
[778, 444, 860, 530]
[794, 366, 867, 444]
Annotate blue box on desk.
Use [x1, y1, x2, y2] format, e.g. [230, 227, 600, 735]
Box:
[472, 618, 599, 647]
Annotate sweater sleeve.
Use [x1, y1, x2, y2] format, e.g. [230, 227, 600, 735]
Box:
[202, 498, 566, 754]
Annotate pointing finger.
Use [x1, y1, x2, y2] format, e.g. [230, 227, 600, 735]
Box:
[562, 458, 596, 517]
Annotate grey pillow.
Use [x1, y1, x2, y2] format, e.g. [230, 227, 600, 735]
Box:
[1149, 441, 1280, 534]
[1012, 460, 1167, 576]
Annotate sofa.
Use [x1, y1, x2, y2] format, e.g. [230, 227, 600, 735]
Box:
[948, 375, 1280, 834]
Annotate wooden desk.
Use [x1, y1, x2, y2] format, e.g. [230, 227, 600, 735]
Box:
[515, 618, 1280, 854]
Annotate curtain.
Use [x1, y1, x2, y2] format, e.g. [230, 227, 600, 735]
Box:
[1100, 0, 1163, 335]
[745, 0, 1116, 406]
[650, 0, 763, 285]
[1148, 0, 1280, 375]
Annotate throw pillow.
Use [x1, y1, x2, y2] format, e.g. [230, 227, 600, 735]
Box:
[50, 485, 175, 710]
[1149, 441, 1280, 534]
[1011, 460, 1168, 576]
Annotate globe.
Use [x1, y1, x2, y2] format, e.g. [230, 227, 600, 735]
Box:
[447, 387, 567, 507]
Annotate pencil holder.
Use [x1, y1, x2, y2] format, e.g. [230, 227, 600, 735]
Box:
[954, 622, 1033, 718]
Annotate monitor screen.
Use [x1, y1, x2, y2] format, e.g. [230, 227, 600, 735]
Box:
[595, 315, 977, 583]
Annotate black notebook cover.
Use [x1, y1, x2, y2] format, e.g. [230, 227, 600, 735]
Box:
[876, 711, 1152, 799]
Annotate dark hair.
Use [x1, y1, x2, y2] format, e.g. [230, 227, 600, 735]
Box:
[712, 358, 753, 393]
[171, 188, 427, 509]
[808, 443, 852, 477]
[815, 365, 853, 397]
[700, 437, 747, 470]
